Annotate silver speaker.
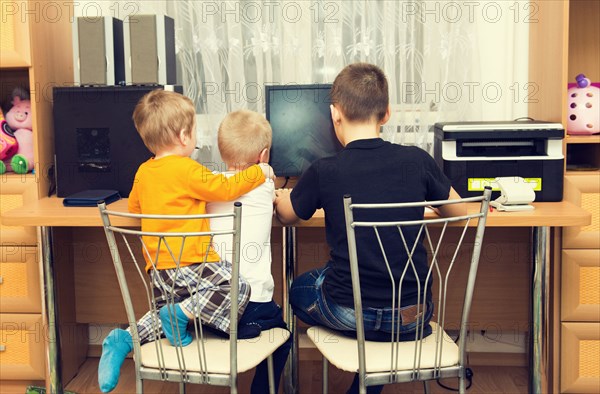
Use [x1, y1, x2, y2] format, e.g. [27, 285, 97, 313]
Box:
[126, 15, 176, 85]
[73, 17, 125, 86]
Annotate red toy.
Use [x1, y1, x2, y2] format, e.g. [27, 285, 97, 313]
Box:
[0, 108, 19, 174]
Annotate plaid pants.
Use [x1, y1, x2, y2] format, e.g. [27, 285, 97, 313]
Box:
[128, 261, 250, 344]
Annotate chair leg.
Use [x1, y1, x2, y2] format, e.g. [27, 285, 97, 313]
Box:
[322, 357, 329, 394]
[459, 375, 466, 394]
[423, 380, 431, 394]
[179, 381, 185, 394]
[267, 355, 276, 394]
[136, 377, 143, 394]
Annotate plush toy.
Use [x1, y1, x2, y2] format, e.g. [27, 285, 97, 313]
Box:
[1, 88, 34, 174]
[0, 108, 19, 174]
[567, 74, 600, 135]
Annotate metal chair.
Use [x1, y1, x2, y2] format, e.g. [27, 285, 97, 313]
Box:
[307, 188, 492, 394]
[98, 201, 289, 394]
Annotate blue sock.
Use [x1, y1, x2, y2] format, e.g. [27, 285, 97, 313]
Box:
[159, 304, 192, 346]
[98, 328, 133, 393]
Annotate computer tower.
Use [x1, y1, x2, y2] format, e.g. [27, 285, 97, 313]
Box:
[53, 85, 182, 197]
[126, 15, 176, 85]
[73, 17, 126, 85]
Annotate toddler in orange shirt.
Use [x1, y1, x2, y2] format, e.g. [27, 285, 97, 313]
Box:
[98, 90, 274, 392]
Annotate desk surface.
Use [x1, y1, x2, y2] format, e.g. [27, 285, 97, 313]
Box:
[1, 197, 591, 228]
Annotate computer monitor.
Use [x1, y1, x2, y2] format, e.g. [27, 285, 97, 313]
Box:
[266, 84, 343, 177]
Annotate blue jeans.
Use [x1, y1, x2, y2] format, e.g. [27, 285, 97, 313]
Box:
[290, 266, 434, 394]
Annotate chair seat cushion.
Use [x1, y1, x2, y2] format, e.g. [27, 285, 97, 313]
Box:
[306, 322, 459, 373]
[140, 327, 290, 374]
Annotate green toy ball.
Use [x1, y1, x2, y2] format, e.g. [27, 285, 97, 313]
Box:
[10, 154, 29, 174]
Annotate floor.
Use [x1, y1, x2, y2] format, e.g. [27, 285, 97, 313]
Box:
[64, 358, 529, 394]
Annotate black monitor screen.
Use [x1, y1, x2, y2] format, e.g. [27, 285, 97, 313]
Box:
[266, 84, 343, 177]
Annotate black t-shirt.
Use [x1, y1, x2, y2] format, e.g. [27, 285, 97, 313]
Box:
[290, 138, 451, 308]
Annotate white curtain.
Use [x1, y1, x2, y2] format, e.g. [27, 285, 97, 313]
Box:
[77, 1, 528, 164]
[167, 0, 486, 164]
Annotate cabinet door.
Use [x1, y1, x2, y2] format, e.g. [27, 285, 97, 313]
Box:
[0, 176, 37, 245]
[562, 250, 600, 322]
[0, 246, 40, 313]
[0, 314, 45, 380]
[563, 175, 600, 249]
[561, 323, 600, 393]
[0, 0, 31, 67]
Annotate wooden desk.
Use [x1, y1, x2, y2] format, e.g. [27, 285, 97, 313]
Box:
[3, 197, 589, 228]
[2, 198, 591, 394]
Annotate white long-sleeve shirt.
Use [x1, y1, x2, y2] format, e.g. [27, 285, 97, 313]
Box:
[207, 173, 275, 302]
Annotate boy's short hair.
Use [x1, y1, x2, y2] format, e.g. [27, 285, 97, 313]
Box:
[331, 63, 389, 123]
[218, 110, 272, 166]
[132, 90, 196, 154]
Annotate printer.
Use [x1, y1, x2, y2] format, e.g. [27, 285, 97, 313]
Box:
[434, 121, 564, 202]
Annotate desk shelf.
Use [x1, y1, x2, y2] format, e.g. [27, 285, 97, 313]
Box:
[566, 135, 600, 144]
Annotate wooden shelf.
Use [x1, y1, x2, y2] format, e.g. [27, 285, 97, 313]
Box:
[566, 135, 600, 144]
[0, 172, 37, 182]
[566, 169, 600, 175]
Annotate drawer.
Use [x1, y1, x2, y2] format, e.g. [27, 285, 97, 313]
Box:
[0, 314, 45, 380]
[563, 175, 600, 249]
[0, 246, 41, 313]
[0, 176, 37, 245]
[562, 250, 600, 322]
[561, 323, 600, 393]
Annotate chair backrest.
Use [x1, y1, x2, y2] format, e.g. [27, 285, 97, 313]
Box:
[342, 188, 492, 380]
[97, 201, 243, 384]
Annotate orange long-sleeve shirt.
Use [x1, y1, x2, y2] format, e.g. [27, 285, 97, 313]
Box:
[128, 155, 265, 271]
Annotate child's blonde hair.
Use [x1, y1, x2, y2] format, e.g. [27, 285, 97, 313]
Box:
[218, 110, 272, 167]
[132, 90, 196, 154]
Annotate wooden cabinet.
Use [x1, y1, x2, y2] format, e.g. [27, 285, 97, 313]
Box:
[0, 178, 44, 386]
[561, 323, 600, 393]
[561, 175, 600, 393]
[0, 176, 37, 245]
[0, 0, 31, 68]
[530, 1, 599, 392]
[0, 314, 46, 380]
[0, 0, 74, 388]
[562, 250, 600, 322]
[0, 244, 41, 314]
[564, 0, 600, 173]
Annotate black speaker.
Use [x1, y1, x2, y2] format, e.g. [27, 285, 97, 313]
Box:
[53, 85, 183, 197]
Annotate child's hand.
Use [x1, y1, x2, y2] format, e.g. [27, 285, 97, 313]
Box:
[273, 188, 299, 224]
[274, 188, 292, 205]
[258, 162, 276, 180]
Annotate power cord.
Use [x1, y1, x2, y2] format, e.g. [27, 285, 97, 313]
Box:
[436, 333, 474, 391]
[436, 367, 473, 391]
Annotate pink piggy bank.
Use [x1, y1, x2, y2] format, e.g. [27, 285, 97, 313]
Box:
[567, 74, 600, 135]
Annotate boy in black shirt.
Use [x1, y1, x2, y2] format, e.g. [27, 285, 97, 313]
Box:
[274, 63, 465, 394]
